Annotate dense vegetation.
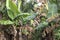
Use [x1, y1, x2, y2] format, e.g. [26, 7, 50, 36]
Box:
[0, 0, 60, 40]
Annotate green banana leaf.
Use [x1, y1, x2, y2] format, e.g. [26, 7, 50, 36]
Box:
[6, 0, 20, 20]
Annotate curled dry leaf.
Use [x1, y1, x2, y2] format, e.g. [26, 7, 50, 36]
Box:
[25, 25, 33, 32]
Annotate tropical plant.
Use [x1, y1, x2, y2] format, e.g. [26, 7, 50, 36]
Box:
[0, 0, 60, 40]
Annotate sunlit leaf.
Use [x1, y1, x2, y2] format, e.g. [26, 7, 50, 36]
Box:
[6, 0, 20, 20]
[0, 20, 14, 25]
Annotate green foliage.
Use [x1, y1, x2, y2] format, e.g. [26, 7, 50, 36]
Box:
[57, 0, 60, 13]
[6, 0, 30, 20]
[35, 22, 48, 30]
[0, 20, 14, 25]
[0, 0, 6, 12]
[0, 0, 35, 25]
[32, 22, 48, 40]
[47, 1, 58, 18]
[6, 0, 20, 20]
[23, 13, 38, 21]
[20, 0, 33, 12]
[32, 0, 59, 40]
[54, 26, 60, 40]
[49, 0, 57, 4]
[0, 0, 60, 40]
